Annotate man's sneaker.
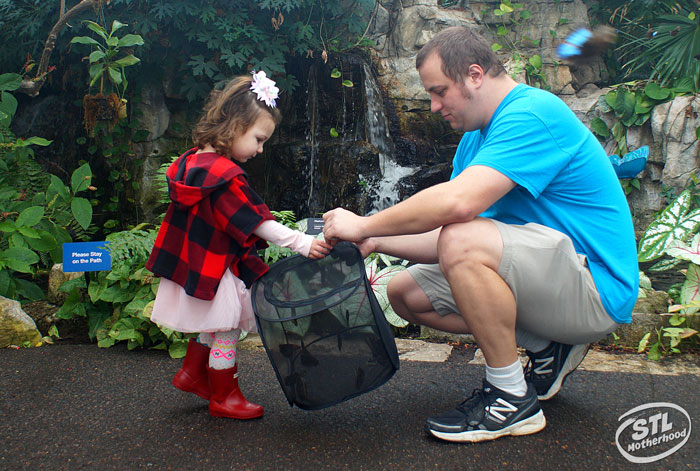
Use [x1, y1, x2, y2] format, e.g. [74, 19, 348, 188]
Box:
[424, 380, 546, 443]
[524, 342, 589, 401]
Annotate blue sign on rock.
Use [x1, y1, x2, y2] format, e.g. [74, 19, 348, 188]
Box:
[63, 241, 111, 272]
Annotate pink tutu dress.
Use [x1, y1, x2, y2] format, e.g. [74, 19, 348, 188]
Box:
[151, 220, 314, 333]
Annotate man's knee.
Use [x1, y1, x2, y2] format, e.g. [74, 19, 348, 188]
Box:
[387, 273, 408, 314]
[437, 218, 502, 274]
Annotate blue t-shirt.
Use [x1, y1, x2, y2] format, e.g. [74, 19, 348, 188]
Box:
[450, 84, 638, 324]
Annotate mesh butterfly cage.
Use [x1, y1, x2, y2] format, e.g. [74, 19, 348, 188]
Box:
[252, 242, 400, 410]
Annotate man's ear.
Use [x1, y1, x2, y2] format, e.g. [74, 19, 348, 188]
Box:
[467, 64, 485, 86]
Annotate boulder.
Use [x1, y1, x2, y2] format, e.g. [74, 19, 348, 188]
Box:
[47, 264, 84, 305]
[0, 296, 42, 348]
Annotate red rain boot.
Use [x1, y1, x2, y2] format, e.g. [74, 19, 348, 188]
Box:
[172, 338, 210, 400]
[207, 365, 264, 419]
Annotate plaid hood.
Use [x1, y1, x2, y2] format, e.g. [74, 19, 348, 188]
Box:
[167, 149, 243, 209]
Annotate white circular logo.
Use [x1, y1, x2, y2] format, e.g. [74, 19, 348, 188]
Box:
[616, 402, 692, 464]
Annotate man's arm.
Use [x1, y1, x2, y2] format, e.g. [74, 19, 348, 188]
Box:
[357, 229, 441, 264]
[323, 165, 516, 241]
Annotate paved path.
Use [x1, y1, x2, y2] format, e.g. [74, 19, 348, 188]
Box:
[1, 339, 698, 470]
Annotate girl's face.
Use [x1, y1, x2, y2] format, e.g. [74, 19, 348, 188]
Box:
[229, 113, 276, 163]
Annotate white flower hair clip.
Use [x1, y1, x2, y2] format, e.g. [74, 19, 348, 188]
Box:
[250, 70, 279, 108]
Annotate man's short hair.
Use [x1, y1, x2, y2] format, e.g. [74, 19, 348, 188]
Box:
[416, 26, 506, 81]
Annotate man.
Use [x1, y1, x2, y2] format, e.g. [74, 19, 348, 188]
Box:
[322, 26, 638, 443]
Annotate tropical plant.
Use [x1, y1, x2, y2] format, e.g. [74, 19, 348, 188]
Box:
[1, 72, 95, 301]
[56, 225, 195, 357]
[609, 2, 700, 91]
[69, 19, 144, 97]
[69, 19, 144, 136]
[2, 1, 376, 101]
[364, 252, 409, 328]
[636, 186, 700, 358]
[592, 80, 686, 156]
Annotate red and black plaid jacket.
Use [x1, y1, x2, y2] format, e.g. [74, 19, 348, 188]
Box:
[146, 148, 274, 300]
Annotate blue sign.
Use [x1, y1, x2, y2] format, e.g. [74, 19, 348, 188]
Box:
[63, 241, 111, 272]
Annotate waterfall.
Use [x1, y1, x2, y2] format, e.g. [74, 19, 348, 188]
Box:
[363, 63, 415, 213]
[306, 65, 319, 213]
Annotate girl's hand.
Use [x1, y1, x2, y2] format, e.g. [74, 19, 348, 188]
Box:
[307, 238, 332, 259]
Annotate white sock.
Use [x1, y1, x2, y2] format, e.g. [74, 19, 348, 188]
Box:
[198, 332, 214, 347]
[485, 359, 528, 397]
[209, 329, 240, 370]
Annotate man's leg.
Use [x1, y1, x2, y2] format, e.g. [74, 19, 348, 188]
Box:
[387, 270, 472, 334]
[437, 218, 518, 368]
[396, 218, 545, 443]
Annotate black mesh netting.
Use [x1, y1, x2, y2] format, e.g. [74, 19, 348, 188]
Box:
[252, 242, 400, 410]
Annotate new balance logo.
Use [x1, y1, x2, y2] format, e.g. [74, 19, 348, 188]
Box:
[534, 356, 554, 375]
[486, 398, 518, 423]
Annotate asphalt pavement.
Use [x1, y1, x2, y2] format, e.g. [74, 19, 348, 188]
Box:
[1, 338, 699, 471]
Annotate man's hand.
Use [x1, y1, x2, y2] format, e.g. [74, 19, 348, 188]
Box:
[322, 208, 366, 242]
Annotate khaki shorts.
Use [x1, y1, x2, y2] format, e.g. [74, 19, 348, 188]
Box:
[407, 220, 619, 346]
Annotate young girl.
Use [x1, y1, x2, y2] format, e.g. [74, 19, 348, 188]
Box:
[146, 71, 331, 420]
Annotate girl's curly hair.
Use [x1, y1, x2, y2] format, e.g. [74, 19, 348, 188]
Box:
[192, 75, 282, 157]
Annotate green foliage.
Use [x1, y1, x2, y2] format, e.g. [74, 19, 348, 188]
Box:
[56, 226, 192, 357]
[484, 0, 548, 90]
[595, 80, 688, 156]
[636, 182, 700, 358]
[0, 73, 95, 301]
[1, 1, 375, 101]
[102, 0, 375, 100]
[259, 210, 300, 264]
[0, 1, 58, 70]
[638, 310, 700, 360]
[83, 119, 147, 231]
[364, 253, 409, 328]
[610, 2, 700, 91]
[70, 20, 144, 96]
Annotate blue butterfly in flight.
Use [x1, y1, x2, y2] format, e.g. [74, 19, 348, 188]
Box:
[556, 26, 617, 62]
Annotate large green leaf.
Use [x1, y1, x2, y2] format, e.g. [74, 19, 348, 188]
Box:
[46, 175, 70, 205]
[118, 34, 145, 48]
[16, 206, 44, 228]
[168, 339, 189, 358]
[71, 197, 93, 230]
[71, 163, 92, 194]
[84, 20, 108, 40]
[70, 36, 102, 47]
[1, 247, 39, 273]
[680, 263, 700, 314]
[665, 233, 700, 264]
[2, 246, 39, 264]
[638, 190, 700, 262]
[14, 278, 44, 301]
[0, 269, 10, 296]
[365, 259, 408, 328]
[89, 50, 107, 64]
[113, 55, 140, 68]
[644, 82, 671, 100]
[0, 73, 22, 92]
[26, 230, 58, 252]
[0, 91, 18, 120]
[589, 117, 610, 138]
